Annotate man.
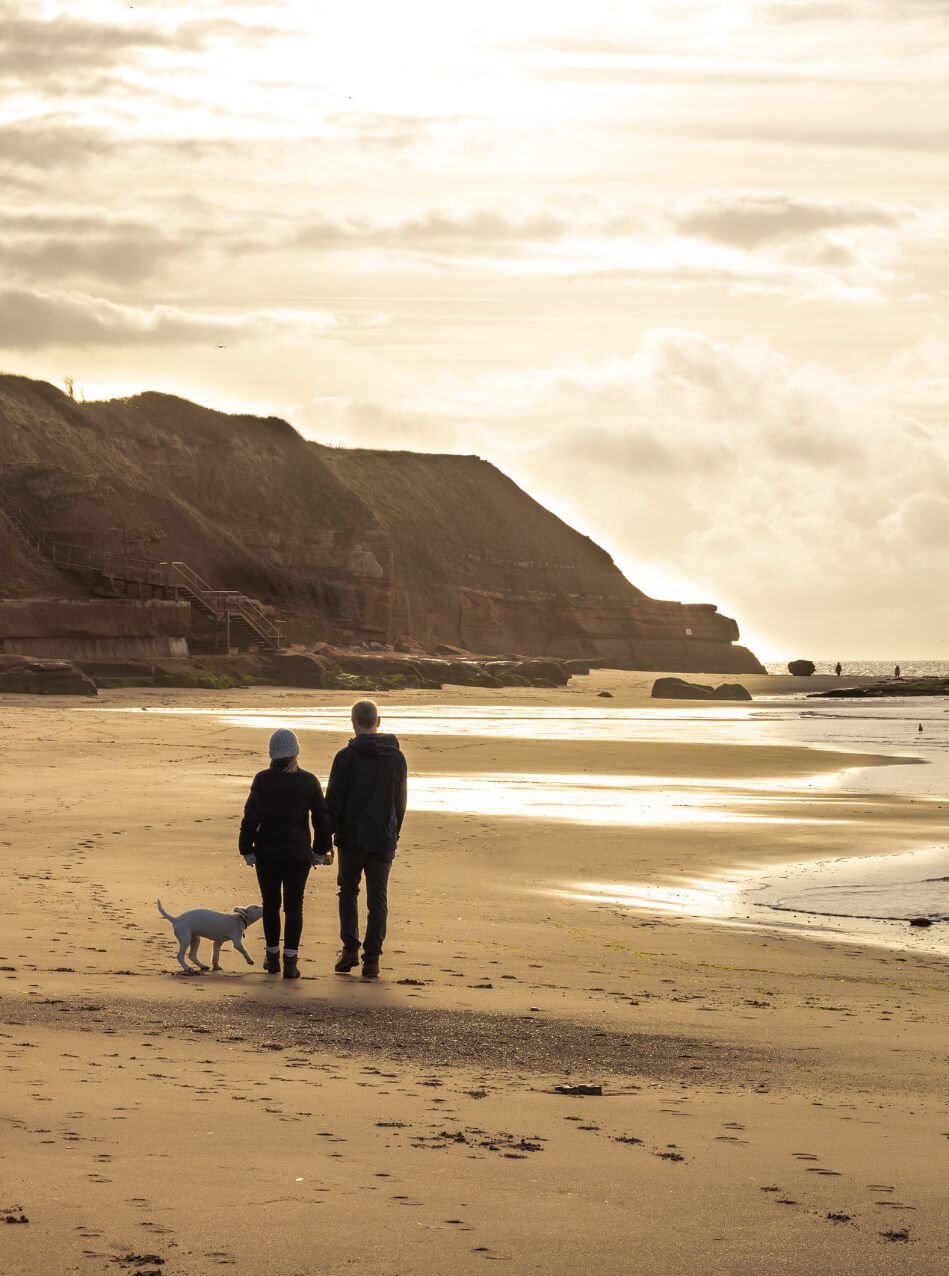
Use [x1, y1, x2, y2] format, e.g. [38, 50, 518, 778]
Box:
[326, 699, 407, 979]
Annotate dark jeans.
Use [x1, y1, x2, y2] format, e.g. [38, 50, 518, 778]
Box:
[255, 858, 311, 950]
[337, 849, 394, 959]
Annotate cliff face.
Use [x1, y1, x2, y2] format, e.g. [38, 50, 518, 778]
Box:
[0, 375, 763, 672]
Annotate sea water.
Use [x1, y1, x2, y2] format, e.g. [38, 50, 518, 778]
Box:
[764, 659, 949, 678]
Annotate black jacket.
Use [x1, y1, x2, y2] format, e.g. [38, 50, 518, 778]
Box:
[238, 761, 332, 863]
[326, 733, 407, 856]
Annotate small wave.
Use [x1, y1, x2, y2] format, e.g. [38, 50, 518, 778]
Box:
[756, 878, 949, 923]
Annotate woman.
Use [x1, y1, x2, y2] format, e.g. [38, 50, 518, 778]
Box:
[239, 727, 331, 978]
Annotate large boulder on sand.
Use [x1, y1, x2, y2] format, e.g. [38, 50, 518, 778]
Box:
[788, 660, 816, 677]
[710, 683, 752, 701]
[652, 676, 714, 700]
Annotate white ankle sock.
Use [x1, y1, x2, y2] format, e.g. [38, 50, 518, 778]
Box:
[283, 948, 298, 958]
[266, 946, 279, 954]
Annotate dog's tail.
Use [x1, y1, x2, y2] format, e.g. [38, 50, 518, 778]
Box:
[156, 899, 175, 924]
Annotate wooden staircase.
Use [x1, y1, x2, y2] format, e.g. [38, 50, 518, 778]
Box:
[0, 484, 285, 652]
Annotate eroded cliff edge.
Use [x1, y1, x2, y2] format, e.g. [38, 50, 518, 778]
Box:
[0, 375, 763, 673]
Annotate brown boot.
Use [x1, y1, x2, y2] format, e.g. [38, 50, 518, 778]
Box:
[361, 957, 380, 979]
[263, 951, 281, 974]
[334, 947, 360, 973]
[282, 954, 300, 979]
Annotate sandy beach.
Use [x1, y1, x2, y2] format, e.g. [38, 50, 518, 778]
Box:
[2, 671, 948, 1275]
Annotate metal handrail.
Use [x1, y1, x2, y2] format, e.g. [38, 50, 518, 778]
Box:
[0, 486, 52, 553]
[168, 565, 282, 643]
[0, 482, 284, 649]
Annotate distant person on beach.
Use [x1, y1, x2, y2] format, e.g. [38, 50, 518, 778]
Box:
[239, 728, 332, 979]
[895, 665, 901, 679]
[835, 662, 842, 677]
[326, 700, 407, 979]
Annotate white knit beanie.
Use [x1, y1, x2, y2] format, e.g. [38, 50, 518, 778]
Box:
[269, 728, 300, 759]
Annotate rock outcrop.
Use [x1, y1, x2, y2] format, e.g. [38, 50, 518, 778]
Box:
[0, 375, 764, 673]
[0, 654, 97, 695]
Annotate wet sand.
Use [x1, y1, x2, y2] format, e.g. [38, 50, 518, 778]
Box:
[2, 671, 948, 1274]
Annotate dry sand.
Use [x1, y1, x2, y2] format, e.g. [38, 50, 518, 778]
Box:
[2, 671, 947, 1275]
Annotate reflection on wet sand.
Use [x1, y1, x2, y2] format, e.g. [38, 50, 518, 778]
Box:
[552, 876, 739, 918]
[409, 771, 848, 826]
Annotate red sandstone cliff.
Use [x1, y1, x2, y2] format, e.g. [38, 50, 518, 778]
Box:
[0, 375, 763, 673]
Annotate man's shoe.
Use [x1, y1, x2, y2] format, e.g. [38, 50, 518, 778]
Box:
[263, 952, 281, 974]
[282, 955, 300, 979]
[361, 958, 380, 979]
[334, 947, 360, 973]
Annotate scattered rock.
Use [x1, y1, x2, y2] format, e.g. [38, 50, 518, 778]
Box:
[554, 1083, 602, 1096]
[597, 690, 613, 698]
[909, 917, 933, 927]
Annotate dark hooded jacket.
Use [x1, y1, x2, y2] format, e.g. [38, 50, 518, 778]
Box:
[238, 760, 332, 863]
[326, 733, 407, 856]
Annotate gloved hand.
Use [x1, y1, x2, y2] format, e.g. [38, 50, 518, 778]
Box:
[243, 854, 257, 867]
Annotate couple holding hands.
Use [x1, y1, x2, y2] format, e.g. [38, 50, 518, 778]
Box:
[239, 699, 407, 981]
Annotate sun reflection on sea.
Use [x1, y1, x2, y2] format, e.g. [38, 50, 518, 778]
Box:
[99, 703, 761, 745]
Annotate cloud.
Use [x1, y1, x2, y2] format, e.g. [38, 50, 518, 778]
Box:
[324, 111, 474, 154]
[0, 118, 114, 168]
[0, 9, 290, 79]
[0, 208, 179, 284]
[673, 195, 908, 248]
[764, 0, 949, 22]
[0, 12, 169, 78]
[0, 288, 338, 349]
[295, 209, 572, 252]
[656, 118, 949, 155]
[282, 194, 925, 309]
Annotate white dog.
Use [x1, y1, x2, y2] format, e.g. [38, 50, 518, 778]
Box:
[157, 899, 264, 974]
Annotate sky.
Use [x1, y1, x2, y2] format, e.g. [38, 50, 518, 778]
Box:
[2, 1, 948, 661]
